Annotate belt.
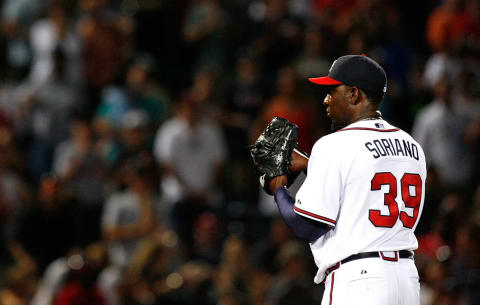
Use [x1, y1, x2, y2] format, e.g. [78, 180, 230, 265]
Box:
[326, 250, 414, 275]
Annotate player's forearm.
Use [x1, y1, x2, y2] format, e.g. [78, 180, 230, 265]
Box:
[274, 187, 329, 243]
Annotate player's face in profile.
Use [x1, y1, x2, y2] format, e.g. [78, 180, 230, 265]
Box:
[323, 84, 351, 129]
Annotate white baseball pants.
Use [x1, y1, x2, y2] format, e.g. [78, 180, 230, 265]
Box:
[321, 254, 420, 305]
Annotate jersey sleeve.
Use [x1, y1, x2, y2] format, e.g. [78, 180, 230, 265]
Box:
[294, 137, 344, 227]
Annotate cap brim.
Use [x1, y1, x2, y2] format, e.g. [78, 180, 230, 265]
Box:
[308, 77, 343, 86]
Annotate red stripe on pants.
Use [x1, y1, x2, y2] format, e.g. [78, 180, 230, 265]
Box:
[329, 272, 335, 305]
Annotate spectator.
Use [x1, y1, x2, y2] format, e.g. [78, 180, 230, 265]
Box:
[28, 1, 82, 89]
[52, 115, 109, 245]
[101, 159, 159, 268]
[182, 0, 228, 70]
[251, 217, 295, 275]
[422, 48, 463, 90]
[412, 76, 478, 190]
[222, 50, 264, 160]
[248, 0, 303, 88]
[0, 116, 32, 265]
[118, 231, 182, 305]
[214, 235, 251, 302]
[153, 92, 227, 243]
[95, 55, 171, 130]
[20, 47, 81, 183]
[294, 24, 331, 79]
[14, 175, 77, 274]
[30, 243, 112, 305]
[0, 257, 37, 305]
[116, 109, 156, 168]
[252, 66, 324, 154]
[191, 212, 223, 264]
[264, 241, 317, 305]
[52, 254, 106, 305]
[76, 0, 133, 115]
[0, 0, 45, 78]
[219, 50, 265, 202]
[426, 0, 480, 54]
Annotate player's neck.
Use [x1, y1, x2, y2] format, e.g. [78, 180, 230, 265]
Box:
[352, 110, 382, 123]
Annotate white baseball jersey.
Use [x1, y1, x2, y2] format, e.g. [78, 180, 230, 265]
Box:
[294, 119, 427, 284]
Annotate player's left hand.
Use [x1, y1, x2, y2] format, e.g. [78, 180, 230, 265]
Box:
[249, 117, 301, 195]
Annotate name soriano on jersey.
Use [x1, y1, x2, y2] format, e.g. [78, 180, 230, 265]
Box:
[364, 138, 420, 160]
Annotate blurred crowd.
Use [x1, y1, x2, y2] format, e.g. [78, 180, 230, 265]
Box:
[0, 0, 479, 304]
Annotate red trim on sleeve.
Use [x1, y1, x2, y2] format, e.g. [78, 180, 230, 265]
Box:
[338, 127, 400, 132]
[294, 206, 337, 225]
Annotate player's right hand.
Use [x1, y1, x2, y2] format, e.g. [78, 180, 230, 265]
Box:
[289, 148, 309, 173]
[267, 175, 288, 195]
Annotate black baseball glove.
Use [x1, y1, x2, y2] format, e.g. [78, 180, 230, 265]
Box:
[249, 117, 300, 195]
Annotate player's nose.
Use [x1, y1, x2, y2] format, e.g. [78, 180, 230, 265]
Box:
[323, 94, 331, 105]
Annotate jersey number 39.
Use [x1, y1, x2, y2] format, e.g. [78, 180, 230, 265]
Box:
[369, 172, 422, 229]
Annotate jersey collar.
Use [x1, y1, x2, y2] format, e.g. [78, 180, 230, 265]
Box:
[338, 119, 400, 133]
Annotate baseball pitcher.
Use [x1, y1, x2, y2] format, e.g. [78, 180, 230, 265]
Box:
[250, 55, 426, 305]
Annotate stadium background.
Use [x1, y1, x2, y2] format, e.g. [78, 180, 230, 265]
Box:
[0, 0, 479, 304]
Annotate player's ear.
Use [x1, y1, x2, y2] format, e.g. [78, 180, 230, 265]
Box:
[349, 86, 362, 105]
